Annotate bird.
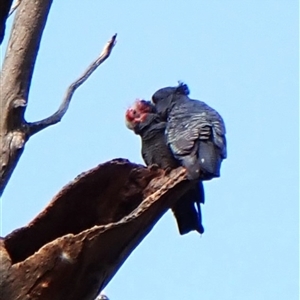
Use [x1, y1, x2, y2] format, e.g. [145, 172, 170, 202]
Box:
[151, 82, 227, 180]
[125, 100, 204, 235]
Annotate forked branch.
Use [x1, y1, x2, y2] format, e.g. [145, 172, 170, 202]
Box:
[0, 0, 53, 197]
[28, 34, 117, 136]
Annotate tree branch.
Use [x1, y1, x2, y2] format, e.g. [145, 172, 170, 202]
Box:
[0, 159, 190, 299]
[28, 34, 117, 136]
[0, 0, 53, 197]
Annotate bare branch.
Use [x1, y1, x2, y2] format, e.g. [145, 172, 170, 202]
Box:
[9, 0, 22, 17]
[28, 34, 117, 136]
[0, 0, 53, 197]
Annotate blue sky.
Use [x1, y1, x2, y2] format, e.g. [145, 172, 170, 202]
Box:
[0, 1, 298, 299]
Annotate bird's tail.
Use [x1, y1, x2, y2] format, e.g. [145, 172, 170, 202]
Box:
[198, 140, 222, 180]
[172, 181, 205, 235]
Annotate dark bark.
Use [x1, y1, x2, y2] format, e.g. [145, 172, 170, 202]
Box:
[0, 159, 190, 300]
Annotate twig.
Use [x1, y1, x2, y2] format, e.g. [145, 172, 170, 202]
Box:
[28, 33, 117, 136]
[9, 0, 22, 16]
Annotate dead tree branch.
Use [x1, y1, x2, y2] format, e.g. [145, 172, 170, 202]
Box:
[0, 0, 116, 197]
[0, 0, 53, 197]
[0, 159, 190, 300]
[28, 33, 117, 136]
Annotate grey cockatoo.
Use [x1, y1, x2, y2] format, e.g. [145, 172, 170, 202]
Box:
[151, 82, 227, 180]
[125, 100, 204, 235]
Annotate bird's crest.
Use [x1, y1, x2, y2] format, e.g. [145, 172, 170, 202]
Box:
[176, 81, 190, 96]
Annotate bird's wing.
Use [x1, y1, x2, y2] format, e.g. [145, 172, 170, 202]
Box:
[167, 100, 227, 158]
[167, 114, 202, 156]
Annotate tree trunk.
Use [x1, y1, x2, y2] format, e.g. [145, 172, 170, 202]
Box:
[0, 0, 52, 196]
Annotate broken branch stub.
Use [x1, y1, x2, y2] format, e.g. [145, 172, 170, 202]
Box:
[1, 159, 189, 300]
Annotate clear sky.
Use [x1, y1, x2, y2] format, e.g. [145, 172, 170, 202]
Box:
[1, 1, 299, 299]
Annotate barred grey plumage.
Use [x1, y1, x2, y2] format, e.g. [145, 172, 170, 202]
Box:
[152, 82, 227, 180]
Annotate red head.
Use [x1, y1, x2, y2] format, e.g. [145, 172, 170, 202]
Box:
[125, 99, 154, 130]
